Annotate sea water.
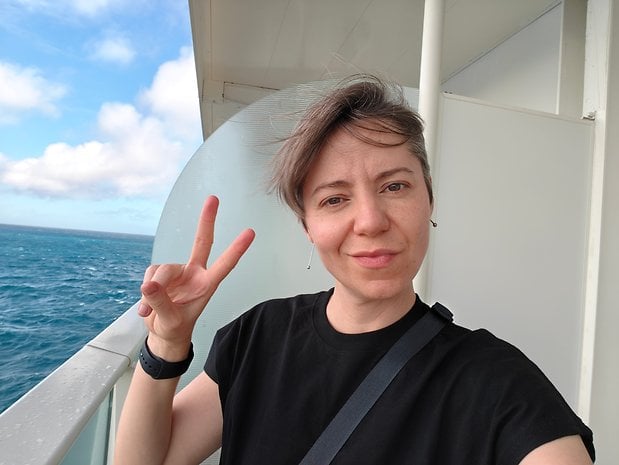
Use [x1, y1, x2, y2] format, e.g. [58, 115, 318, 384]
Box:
[0, 224, 153, 413]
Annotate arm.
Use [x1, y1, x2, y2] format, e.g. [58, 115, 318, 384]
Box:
[113, 196, 255, 465]
[519, 435, 593, 465]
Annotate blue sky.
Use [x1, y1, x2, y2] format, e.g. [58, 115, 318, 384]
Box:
[0, 0, 203, 235]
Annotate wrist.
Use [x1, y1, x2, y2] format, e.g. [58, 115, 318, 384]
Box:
[139, 337, 194, 380]
[145, 333, 192, 362]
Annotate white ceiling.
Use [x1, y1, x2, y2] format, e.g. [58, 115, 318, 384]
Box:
[190, 0, 561, 90]
[188, 0, 561, 135]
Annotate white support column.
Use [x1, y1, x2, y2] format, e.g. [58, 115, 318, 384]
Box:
[418, 0, 445, 165]
[585, 0, 619, 462]
[578, 0, 610, 422]
[415, 0, 445, 298]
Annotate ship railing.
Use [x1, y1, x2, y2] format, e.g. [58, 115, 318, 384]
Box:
[0, 302, 146, 465]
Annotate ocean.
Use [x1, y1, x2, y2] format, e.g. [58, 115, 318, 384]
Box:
[0, 224, 153, 414]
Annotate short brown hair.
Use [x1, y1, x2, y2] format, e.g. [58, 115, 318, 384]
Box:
[270, 74, 432, 219]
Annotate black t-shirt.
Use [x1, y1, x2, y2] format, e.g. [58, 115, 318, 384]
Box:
[205, 290, 595, 464]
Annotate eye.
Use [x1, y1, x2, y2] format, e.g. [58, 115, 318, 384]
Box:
[385, 182, 405, 192]
[324, 196, 343, 206]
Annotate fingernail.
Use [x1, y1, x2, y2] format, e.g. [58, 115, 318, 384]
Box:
[138, 302, 149, 316]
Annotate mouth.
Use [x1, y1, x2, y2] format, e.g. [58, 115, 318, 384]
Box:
[350, 249, 398, 268]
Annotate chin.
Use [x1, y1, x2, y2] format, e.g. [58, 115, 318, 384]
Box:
[344, 278, 415, 303]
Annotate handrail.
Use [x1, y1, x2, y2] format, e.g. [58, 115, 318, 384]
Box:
[0, 303, 146, 465]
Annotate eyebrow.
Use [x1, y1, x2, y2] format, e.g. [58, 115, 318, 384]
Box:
[309, 167, 415, 197]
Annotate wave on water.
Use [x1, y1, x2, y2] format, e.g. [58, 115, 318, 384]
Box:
[0, 224, 153, 413]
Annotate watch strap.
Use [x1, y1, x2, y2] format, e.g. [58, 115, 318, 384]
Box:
[139, 337, 194, 380]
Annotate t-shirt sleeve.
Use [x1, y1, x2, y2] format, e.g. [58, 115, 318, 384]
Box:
[203, 317, 239, 387]
[204, 331, 220, 383]
[486, 344, 595, 464]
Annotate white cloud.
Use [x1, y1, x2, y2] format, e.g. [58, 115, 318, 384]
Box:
[139, 46, 200, 139]
[0, 61, 67, 124]
[90, 35, 136, 65]
[0, 49, 201, 199]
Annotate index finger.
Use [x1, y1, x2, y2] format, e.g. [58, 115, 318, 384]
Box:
[189, 195, 219, 266]
[207, 228, 256, 285]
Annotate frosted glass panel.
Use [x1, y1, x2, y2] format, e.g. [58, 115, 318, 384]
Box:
[427, 94, 593, 409]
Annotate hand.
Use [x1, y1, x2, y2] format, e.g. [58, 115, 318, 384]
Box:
[138, 195, 255, 360]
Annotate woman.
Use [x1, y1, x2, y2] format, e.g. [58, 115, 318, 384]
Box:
[114, 76, 594, 464]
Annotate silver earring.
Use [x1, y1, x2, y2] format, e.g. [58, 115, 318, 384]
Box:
[430, 219, 438, 228]
[306, 244, 315, 270]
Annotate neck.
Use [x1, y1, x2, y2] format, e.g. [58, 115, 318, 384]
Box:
[326, 287, 416, 334]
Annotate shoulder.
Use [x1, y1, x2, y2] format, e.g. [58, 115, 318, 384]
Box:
[439, 324, 541, 372]
[204, 290, 329, 390]
[435, 324, 595, 464]
[437, 325, 559, 405]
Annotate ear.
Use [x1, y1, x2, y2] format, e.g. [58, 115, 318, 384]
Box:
[302, 220, 313, 243]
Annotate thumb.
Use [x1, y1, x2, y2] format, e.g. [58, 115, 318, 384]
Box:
[140, 281, 175, 320]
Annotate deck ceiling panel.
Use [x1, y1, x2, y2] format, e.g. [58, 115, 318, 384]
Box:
[210, 0, 291, 85]
[262, 0, 376, 88]
[196, 0, 561, 91]
[323, 0, 424, 85]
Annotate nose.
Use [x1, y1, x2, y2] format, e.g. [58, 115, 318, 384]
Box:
[352, 195, 389, 236]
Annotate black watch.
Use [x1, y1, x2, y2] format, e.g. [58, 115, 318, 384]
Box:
[139, 337, 194, 379]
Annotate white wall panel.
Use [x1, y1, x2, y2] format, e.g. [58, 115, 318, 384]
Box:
[427, 93, 593, 409]
[443, 4, 562, 113]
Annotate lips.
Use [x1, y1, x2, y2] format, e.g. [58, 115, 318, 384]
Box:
[351, 249, 398, 268]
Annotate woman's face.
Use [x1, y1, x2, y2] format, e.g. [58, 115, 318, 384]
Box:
[302, 125, 433, 305]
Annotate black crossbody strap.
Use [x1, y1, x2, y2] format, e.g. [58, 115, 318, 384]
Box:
[299, 302, 453, 465]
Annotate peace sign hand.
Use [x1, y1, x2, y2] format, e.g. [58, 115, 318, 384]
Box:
[138, 195, 255, 360]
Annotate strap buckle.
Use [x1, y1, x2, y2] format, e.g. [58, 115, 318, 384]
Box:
[431, 302, 453, 322]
